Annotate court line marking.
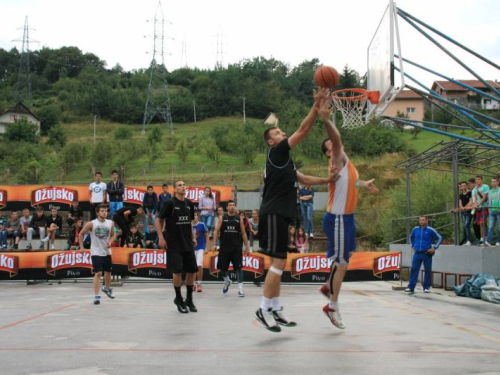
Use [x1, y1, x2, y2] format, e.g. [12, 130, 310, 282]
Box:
[0, 304, 77, 333]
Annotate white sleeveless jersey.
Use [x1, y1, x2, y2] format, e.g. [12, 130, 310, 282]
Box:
[90, 219, 114, 256]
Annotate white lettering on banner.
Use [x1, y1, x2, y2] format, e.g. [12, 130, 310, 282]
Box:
[242, 256, 260, 270]
[50, 252, 92, 269]
[0, 255, 14, 269]
[0, 192, 3, 201]
[67, 270, 81, 276]
[34, 188, 75, 203]
[124, 188, 145, 203]
[132, 251, 166, 267]
[149, 270, 162, 277]
[377, 255, 400, 272]
[295, 256, 332, 273]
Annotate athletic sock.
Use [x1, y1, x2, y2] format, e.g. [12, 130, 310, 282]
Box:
[238, 269, 244, 283]
[186, 285, 194, 300]
[329, 301, 339, 311]
[238, 282, 243, 291]
[174, 286, 182, 300]
[260, 296, 273, 310]
[271, 297, 281, 312]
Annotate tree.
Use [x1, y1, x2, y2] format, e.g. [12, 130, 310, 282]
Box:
[47, 124, 67, 149]
[147, 125, 163, 147]
[4, 117, 39, 143]
[175, 139, 189, 163]
[114, 126, 133, 141]
[36, 104, 61, 134]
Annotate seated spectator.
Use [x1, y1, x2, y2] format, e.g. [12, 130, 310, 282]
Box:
[249, 209, 259, 252]
[0, 210, 7, 249]
[27, 207, 47, 250]
[296, 227, 309, 253]
[20, 208, 32, 239]
[113, 227, 122, 247]
[67, 219, 84, 250]
[144, 224, 159, 249]
[67, 200, 83, 227]
[287, 226, 298, 253]
[142, 185, 158, 229]
[44, 207, 63, 250]
[125, 225, 143, 248]
[7, 211, 22, 250]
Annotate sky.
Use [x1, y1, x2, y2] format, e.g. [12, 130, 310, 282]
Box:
[1, 0, 499, 88]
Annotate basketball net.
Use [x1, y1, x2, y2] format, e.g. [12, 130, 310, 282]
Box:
[330, 89, 379, 129]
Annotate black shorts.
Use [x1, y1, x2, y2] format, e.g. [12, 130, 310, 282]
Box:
[258, 213, 292, 259]
[167, 250, 198, 274]
[217, 251, 243, 272]
[91, 255, 112, 273]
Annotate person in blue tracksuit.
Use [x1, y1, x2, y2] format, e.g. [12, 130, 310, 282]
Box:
[405, 216, 442, 293]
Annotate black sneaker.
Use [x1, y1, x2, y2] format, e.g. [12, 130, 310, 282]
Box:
[94, 296, 101, 305]
[101, 286, 115, 299]
[255, 308, 281, 333]
[13, 244, 18, 250]
[174, 298, 189, 313]
[185, 298, 198, 313]
[272, 307, 297, 327]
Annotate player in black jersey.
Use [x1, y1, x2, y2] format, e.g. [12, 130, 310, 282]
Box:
[212, 200, 250, 297]
[255, 88, 339, 332]
[156, 180, 198, 314]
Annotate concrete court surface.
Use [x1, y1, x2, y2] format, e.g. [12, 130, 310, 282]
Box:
[0, 281, 499, 375]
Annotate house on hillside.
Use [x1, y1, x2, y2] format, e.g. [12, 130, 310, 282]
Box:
[263, 112, 279, 126]
[0, 102, 41, 134]
[383, 89, 424, 122]
[431, 80, 500, 111]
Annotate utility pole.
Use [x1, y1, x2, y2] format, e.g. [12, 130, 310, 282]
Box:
[193, 100, 197, 123]
[242, 97, 246, 124]
[93, 115, 97, 143]
[13, 16, 37, 108]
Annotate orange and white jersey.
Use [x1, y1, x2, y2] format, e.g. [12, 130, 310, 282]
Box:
[326, 156, 359, 215]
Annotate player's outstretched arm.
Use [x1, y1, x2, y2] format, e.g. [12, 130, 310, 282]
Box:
[319, 99, 344, 163]
[78, 222, 93, 251]
[358, 179, 380, 194]
[296, 168, 339, 187]
[288, 88, 330, 149]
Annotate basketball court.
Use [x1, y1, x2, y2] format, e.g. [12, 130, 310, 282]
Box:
[0, 281, 499, 375]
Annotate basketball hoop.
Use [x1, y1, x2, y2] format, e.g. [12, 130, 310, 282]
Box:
[330, 88, 380, 129]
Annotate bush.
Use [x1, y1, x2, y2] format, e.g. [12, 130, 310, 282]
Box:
[175, 139, 189, 163]
[47, 124, 67, 149]
[36, 104, 61, 134]
[114, 126, 133, 141]
[4, 117, 39, 143]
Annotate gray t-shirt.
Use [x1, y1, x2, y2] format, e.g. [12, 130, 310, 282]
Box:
[20, 216, 32, 228]
[90, 219, 114, 256]
[8, 218, 21, 231]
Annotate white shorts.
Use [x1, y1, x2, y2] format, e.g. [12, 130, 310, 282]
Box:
[194, 249, 205, 267]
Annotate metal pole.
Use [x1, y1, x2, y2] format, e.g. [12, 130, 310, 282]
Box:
[405, 167, 411, 243]
[452, 143, 460, 245]
[242, 97, 246, 124]
[93, 115, 97, 144]
[193, 100, 196, 123]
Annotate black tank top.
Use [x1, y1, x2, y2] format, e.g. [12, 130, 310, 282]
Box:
[220, 214, 242, 252]
[260, 139, 298, 219]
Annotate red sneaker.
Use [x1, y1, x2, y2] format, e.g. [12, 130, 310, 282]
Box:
[319, 284, 330, 299]
[322, 304, 345, 329]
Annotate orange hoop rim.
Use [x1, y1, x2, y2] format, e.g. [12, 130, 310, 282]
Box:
[331, 88, 380, 104]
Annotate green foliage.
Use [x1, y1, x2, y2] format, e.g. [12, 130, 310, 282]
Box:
[175, 139, 189, 163]
[92, 139, 114, 166]
[411, 126, 421, 139]
[36, 104, 61, 134]
[114, 126, 133, 141]
[47, 124, 67, 149]
[4, 117, 39, 143]
[60, 143, 90, 173]
[147, 126, 163, 146]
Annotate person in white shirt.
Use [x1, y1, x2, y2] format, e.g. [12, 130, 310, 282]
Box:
[89, 172, 107, 220]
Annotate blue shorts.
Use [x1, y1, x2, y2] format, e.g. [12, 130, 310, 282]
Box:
[323, 212, 356, 264]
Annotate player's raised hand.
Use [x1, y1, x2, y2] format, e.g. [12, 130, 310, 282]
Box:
[328, 167, 340, 182]
[318, 98, 333, 122]
[313, 87, 330, 107]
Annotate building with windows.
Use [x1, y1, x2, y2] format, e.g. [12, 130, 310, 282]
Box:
[430, 80, 500, 111]
[0, 102, 41, 134]
[383, 89, 424, 122]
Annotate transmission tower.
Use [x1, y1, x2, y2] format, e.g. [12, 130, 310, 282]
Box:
[14, 16, 34, 107]
[180, 38, 188, 68]
[142, 1, 174, 134]
[215, 29, 224, 70]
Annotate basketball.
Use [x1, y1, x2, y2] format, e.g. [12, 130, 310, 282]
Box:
[314, 66, 340, 89]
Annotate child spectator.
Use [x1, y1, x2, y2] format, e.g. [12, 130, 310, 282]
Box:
[20, 208, 32, 240]
[192, 212, 209, 292]
[199, 187, 216, 234]
[249, 209, 259, 252]
[287, 226, 298, 253]
[27, 206, 47, 250]
[296, 227, 309, 253]
[125, 225, 143, 248]
[158, 183, 172, 213]
[144, 224, 159, 249]
[88, 172, 107, 220]
[142, 185, 158, 229]
[0, 210, 8, 249]
[67, 200, 83, 227]
[67, 219, 84, 250]
[7, 211, 22, 249]
[44, 207, 63, 250]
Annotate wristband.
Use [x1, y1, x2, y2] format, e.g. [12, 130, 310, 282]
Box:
[355, 180, 360, 189]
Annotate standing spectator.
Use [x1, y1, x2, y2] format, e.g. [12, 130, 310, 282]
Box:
[213, 206, 224, 250]
[67, 219, 84, 250]
[113, 206, 144, 247]
[44, 207, 63, 250]
[67, 200, 84, 228]
[287, 226, 298, 253]
[125, 225, 143, 248]
[107, 170, 125, 217]
[192, 212, 209, 292]
[249, 209, 259, 252]
[27, 207, 47, 250]
[458, 181, 472, 246]
[468, 178, 481, 243]
[296, 227, 309, 253]
[89, 172, 107, 220]
[144, 224, 159, 249]
[472, 175, 489, 246]
[7, 211, 22, 249]
[299, 185, 315, 238]
[239, 211, 251, 242]
[295, 187, 302, 229]
[20, 208, 32, 240]
[142, 185, 158, 229]
[405, 216, 442, 293]
[486, 176, 500, 247]
[199, 187, 216, 234]
[0, 210, 8, 249]
[158, 183, 172, 213]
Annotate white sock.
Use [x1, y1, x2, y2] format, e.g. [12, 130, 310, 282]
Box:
[238, 282, 243, 291]
[271, 297, 281, 312]
[329, 301, 339, 311]
[223, 275, 230, 282]
[260, 297, 273, 310]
